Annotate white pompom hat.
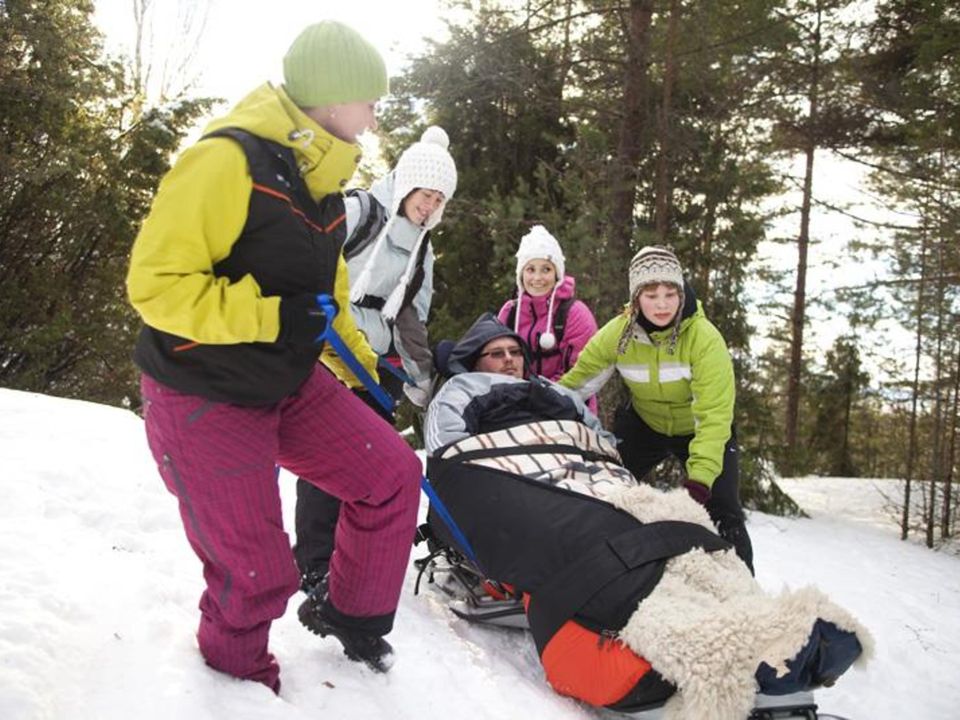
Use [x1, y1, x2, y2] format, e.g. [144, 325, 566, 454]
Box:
[514, 225, 566, 351]
[391, 125, 458, 230]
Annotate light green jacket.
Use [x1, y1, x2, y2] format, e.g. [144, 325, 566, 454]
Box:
[559, 302, 734, 487]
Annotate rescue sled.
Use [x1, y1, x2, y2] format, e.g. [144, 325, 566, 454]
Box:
[414, 418, 868, 718]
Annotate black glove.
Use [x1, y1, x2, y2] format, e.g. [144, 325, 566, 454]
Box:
[279, 294, 336, 347]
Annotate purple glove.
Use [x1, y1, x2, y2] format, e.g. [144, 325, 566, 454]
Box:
[684, 480, 711, 505]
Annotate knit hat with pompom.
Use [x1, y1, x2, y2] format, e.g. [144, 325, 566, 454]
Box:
[513, 225, 566, 351]
[391, 126, 458, 229]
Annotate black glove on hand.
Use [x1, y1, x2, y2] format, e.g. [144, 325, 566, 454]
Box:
[279, 294, 335, 347]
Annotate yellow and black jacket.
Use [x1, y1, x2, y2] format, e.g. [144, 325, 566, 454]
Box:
[126, 83, 377, 405]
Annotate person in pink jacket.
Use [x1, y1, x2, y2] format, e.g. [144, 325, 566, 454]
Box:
[497, 226, 598, 397]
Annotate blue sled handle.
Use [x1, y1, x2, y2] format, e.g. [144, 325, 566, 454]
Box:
[313, 293, 395, 415]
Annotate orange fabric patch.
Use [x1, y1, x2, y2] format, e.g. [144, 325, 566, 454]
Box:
[540, 617, 652, 707]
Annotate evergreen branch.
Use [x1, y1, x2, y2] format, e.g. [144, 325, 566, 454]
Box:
[825, 274, 960, 293]
[808, 195, 921, 232]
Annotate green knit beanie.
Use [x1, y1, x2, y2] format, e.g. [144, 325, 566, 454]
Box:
[283, 21, 388, 108]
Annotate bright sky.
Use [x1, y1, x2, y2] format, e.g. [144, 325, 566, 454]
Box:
[91, 0, 917, 378]
[93, 0, 451, 106]
[2, 387, 959, 719]
[93, 0, 454, 182]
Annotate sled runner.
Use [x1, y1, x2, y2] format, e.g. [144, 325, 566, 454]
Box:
[414, 539, 528, 628]
[415, 417, 870, 719]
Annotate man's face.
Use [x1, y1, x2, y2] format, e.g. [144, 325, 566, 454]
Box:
[474, 336, 525, 378]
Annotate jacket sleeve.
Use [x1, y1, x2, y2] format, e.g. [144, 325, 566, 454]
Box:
[557, 314, 623, 398]
[320, 252, 380, 388]
[496, 299, 514, 327]
[685, 321, 735, 486]
[424, 375, 480, 454]
[392, 304, 432, 385]
[126, 138, 282, 343]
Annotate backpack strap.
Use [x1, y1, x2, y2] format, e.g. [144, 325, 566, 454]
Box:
[551, 297, 576, 345]
[203, 127, 308, 209]
[342, 189, 389, 261]
[401, 232, 432, 309]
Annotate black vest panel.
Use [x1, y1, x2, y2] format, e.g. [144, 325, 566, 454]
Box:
[134, 128, 347, 406]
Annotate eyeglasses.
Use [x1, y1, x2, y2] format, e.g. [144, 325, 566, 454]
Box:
[477, 346, 524, 360]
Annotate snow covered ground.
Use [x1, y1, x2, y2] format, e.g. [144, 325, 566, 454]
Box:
[1, 387, 957, 720]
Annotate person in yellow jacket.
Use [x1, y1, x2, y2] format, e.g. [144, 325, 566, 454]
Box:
[126, 22, 421, 690]
[559, 246, 753, 571]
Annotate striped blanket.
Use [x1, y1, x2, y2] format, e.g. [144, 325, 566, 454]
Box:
[436, 419, 636, 500]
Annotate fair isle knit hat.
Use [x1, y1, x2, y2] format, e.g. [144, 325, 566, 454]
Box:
[514, 225, 566, 351]
[391, 126, 458, 230]
[283, 21, 388, 108]
[628, 245, 684, 299]
[619, 245, 686, 355]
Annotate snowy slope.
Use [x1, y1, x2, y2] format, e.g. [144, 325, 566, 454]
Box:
[1, 388, 957, 720]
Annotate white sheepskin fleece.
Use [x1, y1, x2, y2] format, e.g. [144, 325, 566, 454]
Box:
[606, 486, 875, 720]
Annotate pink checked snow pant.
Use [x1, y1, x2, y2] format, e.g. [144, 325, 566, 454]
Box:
[140, 365, 421, 691]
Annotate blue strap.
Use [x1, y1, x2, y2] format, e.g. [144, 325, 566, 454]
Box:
[378, 356, 417, 386]
[420, 476, 481, 570]
[314, 294, 395, 415]
[311, 295, 480, 571]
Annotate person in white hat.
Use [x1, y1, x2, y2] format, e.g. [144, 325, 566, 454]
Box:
[496, 225, 598, 406]
[294, 125, 457, 610]
[337, 124, 457, 407]
[558, 245, 753, 572]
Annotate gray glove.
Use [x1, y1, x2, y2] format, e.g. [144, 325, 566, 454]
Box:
[402, 379, 432, 408]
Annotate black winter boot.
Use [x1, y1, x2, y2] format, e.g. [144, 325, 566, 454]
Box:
[299, 568, 327, 596]
[298, 581, 394, 673]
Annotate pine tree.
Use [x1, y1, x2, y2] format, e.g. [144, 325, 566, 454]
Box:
[0, 0, 213, 406]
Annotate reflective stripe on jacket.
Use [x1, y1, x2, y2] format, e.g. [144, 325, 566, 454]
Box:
[559, 302, 734, 486]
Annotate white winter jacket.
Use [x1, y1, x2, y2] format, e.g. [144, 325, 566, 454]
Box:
[337, 173, 436, 386]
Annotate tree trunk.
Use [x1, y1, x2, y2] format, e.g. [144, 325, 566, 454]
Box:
[943, 339, 959, 539]
[609, 0, 654, 297]
[784, 4, 823, 465]
[655, 0, 679, 242]
[841, 363, 853, 475]
[699, 199, 716, 301]
[927, 235, 947, 548]
[901, 231, 927, 541]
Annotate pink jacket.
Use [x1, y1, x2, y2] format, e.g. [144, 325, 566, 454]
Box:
[497, 275, 598, 384]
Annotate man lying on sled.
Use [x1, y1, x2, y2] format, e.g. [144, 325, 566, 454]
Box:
[417, 313, 873, 720]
